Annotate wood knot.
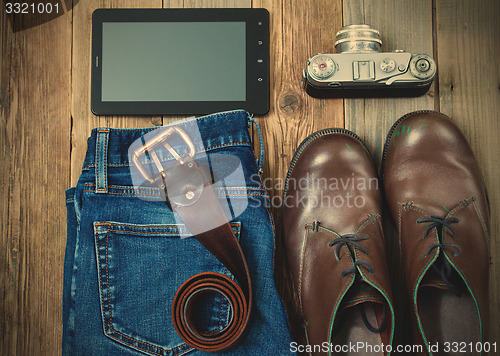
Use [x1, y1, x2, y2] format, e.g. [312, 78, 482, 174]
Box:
[278, 92, 301, 113]
[151, 117, 163, 126]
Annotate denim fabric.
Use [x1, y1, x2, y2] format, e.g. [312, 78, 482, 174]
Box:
[63, 110, 294, 355]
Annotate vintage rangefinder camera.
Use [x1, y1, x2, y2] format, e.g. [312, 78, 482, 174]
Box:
[303, 24, 436, 98]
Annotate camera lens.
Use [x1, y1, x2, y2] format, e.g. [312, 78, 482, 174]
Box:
[334, 24, 382, 53]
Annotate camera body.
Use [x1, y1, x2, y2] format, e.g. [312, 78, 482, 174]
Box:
[303, 25, 436, 98]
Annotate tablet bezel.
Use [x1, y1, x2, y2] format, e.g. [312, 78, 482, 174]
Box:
[91, 8, 269, 115]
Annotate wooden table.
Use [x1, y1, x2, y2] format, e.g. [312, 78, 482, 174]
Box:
[1, 0, 499, 354]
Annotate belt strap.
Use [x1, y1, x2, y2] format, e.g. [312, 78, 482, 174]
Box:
[157, 154, 252, 352]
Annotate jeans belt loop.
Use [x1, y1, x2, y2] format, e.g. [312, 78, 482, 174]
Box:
[95, 129, 110, 194]
[247, 114, 265, 174]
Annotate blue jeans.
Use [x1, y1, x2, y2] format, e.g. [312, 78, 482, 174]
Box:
[63, 110, 293, 355]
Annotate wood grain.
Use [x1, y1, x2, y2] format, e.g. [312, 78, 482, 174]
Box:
[435, 0, 500, 343]
[0, 6, 72, 356]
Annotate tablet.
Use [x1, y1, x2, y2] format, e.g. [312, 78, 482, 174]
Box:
[91, 8, 269, 115]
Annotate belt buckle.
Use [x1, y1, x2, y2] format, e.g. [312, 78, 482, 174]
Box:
[132, 126, 196, 184]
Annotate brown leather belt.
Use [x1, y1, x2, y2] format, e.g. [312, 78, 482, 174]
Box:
[132, 128, 252, 352]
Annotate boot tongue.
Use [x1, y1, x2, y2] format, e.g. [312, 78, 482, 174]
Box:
[340, 280, 385, 311]
[421, 269, 452, 290]
[420, 258, 462, 294]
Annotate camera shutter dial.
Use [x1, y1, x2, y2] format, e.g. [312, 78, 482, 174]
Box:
[310, 55, 336, 79]
[410, 54, 436, 80]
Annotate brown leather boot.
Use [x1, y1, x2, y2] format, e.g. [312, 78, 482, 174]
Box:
[382, 111, 490, 355]
[283, 129, 394, 355]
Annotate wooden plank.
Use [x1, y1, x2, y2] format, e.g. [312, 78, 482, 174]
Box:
[436, 0, 500, 343]
[342, 0, 435, 346]
[0, 8, 13, 354]
[70, 0, 163, 186]
[0, 7, 72, 356]
[252, 0, 344, 342]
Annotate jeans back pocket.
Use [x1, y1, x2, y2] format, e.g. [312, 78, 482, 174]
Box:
[93, 221, 240, 356]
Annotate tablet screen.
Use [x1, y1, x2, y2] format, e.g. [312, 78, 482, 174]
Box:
[91, 9, 269, 115]
[101, 22, 246, 102]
